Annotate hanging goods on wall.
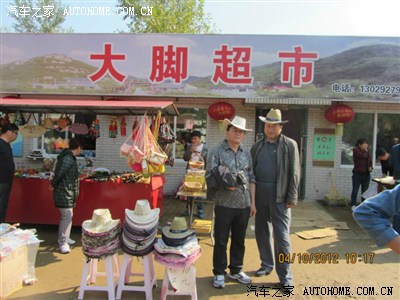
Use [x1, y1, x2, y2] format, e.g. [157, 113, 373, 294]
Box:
[109, 116, 118, 139]
[43, 114, 54, 129]
[19, 113, 46, 138]
[57, 114, 71, 130]
[13, 111, 26, 126]
[120, 116, 127, 137]
[120, 115, 167, 177]
[69, 123, 89, 135]
[89, 119, 101, 139]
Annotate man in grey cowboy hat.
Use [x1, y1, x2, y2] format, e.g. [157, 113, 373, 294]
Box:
[206, 116, 256, 289]
[250, 108, 300, 290]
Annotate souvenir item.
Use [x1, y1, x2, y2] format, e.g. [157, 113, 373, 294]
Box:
[120, 116, 127, 137]
[69, 123, 89, 135]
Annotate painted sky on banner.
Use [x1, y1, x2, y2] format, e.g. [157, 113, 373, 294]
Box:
[2, 33, 397, 78]
[1, 1, 400, 37]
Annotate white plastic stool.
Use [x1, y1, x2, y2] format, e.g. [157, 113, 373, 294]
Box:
[78, 254, 120, 300]
[161, 265, 197, 300]
[116, 253, 157, 300]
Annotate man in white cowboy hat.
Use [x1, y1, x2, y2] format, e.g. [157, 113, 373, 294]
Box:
[206, 115, 256, 289]
[250, 108, 300, 290]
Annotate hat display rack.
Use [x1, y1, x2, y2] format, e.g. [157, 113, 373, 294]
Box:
[121, 200, 160, 256]
[81, 209, 121, 260]
[154, 217, 201, 268]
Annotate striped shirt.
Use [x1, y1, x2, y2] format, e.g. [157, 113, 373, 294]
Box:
[206, 139, 255, 208]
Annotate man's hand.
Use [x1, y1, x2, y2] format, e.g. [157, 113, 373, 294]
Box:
[286, 202, 296, 209]
[250, 204, 256, 217]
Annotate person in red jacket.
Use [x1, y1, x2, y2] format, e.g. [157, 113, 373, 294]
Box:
[350, 138, 372, 211]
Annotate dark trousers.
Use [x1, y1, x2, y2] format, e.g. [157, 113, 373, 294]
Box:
[0, 183, 12, 223]
[213, 205, 250, 275]
[351, 172, 370, 206]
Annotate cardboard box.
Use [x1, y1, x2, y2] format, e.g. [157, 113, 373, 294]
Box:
[0, 245, 28, 299]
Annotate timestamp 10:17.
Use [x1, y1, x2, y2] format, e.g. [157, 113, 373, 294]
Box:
[345, 252, 375, 264]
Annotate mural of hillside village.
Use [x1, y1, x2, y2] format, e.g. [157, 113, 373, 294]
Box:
[1, 42, 399, 101]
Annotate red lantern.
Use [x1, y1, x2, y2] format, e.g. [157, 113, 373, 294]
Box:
[208, 102, 236, 121]
[325, 104, 354, 125]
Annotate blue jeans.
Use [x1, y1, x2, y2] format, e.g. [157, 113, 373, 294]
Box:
[351, 173, 371, 206]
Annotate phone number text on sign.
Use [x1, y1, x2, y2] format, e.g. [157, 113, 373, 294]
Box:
[359, 85, 400, 94]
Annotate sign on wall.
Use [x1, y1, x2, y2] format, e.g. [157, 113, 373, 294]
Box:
[313, 128, 336, 167]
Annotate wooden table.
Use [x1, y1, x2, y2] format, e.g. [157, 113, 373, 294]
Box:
[176, 188, 214, 245]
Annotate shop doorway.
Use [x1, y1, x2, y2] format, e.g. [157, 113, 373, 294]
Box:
[255, 108, 307, 199]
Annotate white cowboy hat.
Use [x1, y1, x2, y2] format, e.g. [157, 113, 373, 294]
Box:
[223, 116, 253, 132]
[161, 217, 194, 240]
[82, 208, 120, 234]
[125, 199, 160, 224]
[259, 108, 288, 124]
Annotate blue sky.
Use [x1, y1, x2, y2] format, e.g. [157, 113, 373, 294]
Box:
[1, 0, 400, 36]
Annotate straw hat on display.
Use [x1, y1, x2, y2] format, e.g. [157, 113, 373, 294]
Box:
[223, 115, 252, 132]
[82, 208, 120, 235]
[259, 108, 288, 124]
[125, 199, 160, 224]
[81, 209, 121, 259]
[161, 217, 194, 240]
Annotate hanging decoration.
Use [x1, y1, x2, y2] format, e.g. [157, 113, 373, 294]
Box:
[208, 102, 236, 121]
[69, 123, 89, 135]
[325, 103, 355, 136]
[120, 116, 127, 137]
[89, 119, 101, 140]
[109, 116, 118, 139]
[120, 115, 168, 178]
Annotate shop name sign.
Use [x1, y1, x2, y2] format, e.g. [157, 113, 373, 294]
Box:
[89, 43, 318, 88]
[1, 34, 399, 101]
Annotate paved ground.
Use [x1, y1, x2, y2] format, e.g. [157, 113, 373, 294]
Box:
[5, 199, 400, 300]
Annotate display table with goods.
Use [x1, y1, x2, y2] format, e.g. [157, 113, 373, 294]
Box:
[176, 164, 214, 244]
[0, 224, 41, 298]
[6, 172, 165, 226]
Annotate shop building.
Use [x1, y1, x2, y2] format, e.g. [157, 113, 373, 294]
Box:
[1, 33, 399, 202]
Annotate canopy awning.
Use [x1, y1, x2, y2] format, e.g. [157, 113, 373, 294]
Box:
[0, 98, 179, 116]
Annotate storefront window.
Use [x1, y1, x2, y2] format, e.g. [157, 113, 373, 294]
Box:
[37, 113, 96, 157]
[377, 113, 400, 152]
[173, 108, 207, 160]
[341, 113, 374, 165]
[341, 112, 400, 166]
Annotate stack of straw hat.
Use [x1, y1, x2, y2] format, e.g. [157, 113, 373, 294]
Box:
[82, 209, 121, 259]
[122, 199, 160, 256]
[154, 217, 201, 268]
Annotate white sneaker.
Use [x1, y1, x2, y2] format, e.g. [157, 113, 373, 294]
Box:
[213, 275, 225, 288]
[351, 205, 357, 212]
[68, 238, 76, 245]
[59, 244, 70, 254]
[227, 271, 252, 284]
